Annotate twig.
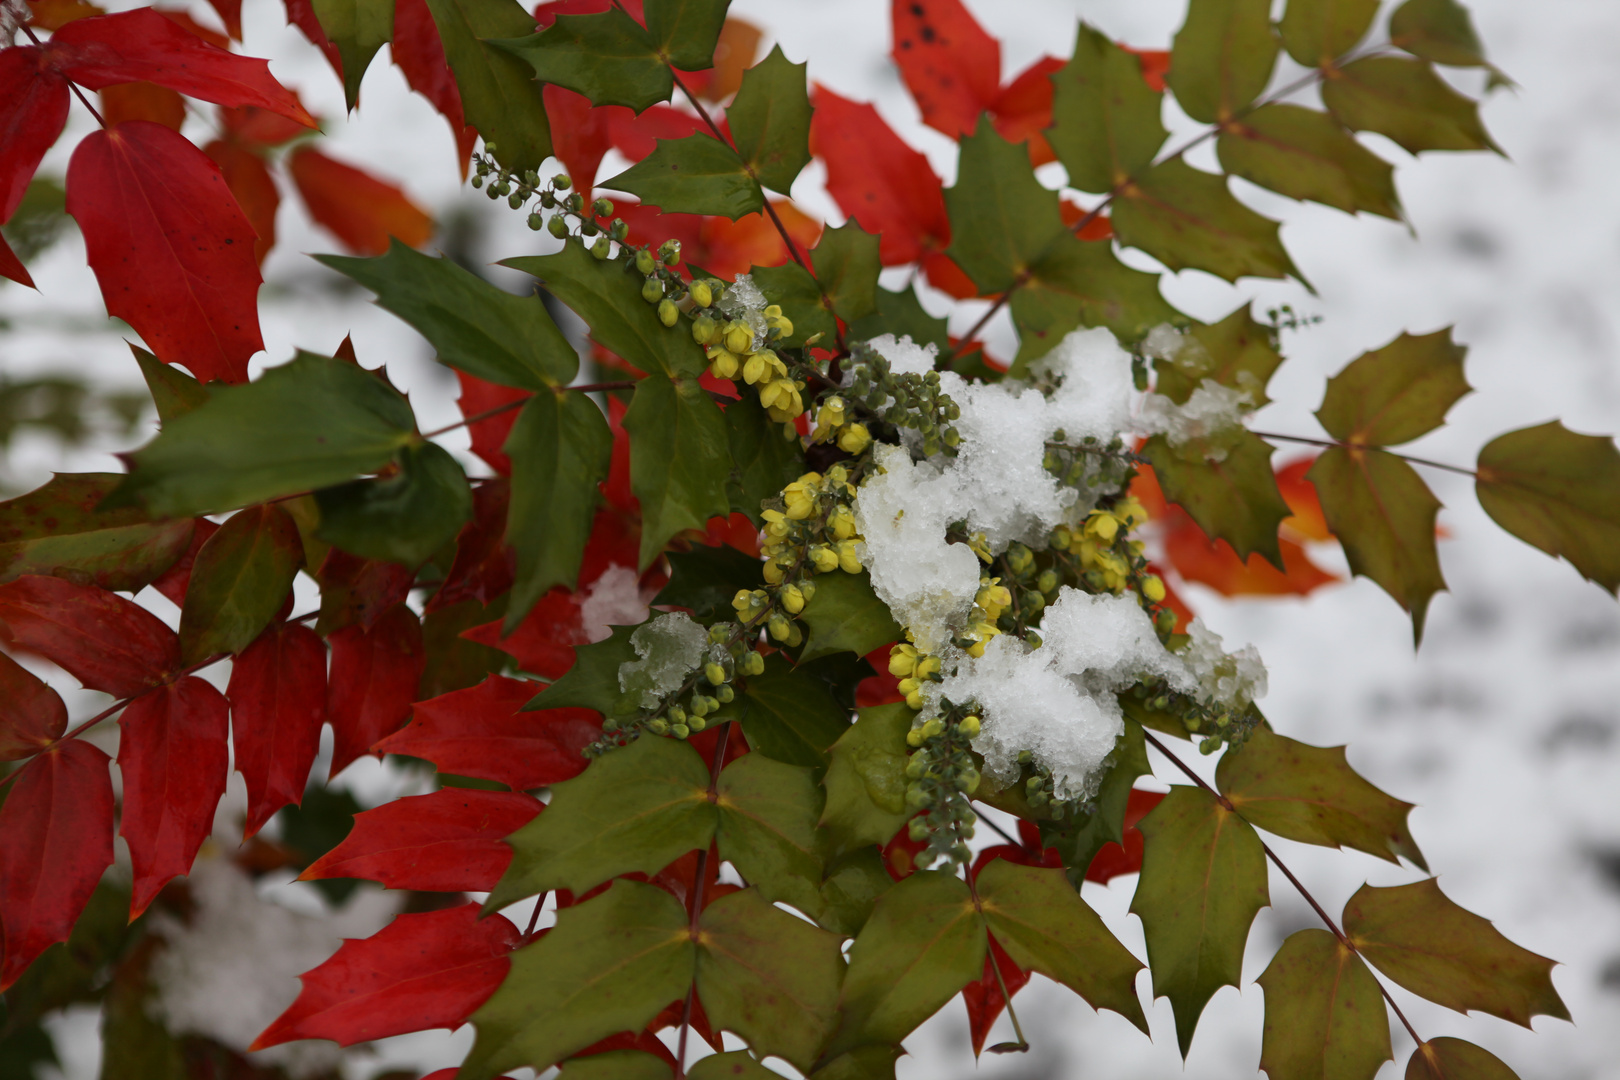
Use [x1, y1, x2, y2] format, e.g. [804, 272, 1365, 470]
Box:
[418, 381, 636, 439]
[1252, 430, 1477, 478]
[18, 22, 108, 128]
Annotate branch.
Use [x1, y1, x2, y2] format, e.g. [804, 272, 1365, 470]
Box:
[1253, 430, 1478, 478]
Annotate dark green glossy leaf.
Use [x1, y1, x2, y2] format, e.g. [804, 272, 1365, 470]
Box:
[1048, 23, 1169, 194]
[1112, 158, 1302, 285]
[1169, 0, 1280, 124]
[728, 44, 812, 195]
[1257, 929, 1392, 1080]
[655, 542, 764, 622]
[1308, 447, 1444, 642]
[1152, 304, 1283, 408]
[645, 0, 728, 70]
[798, 571, 903, 662]
[819, 703, 911, 854]
[276, 785, 364, 904]
[724, 394, 801, 522]
[526, 624, 643, 719]
[504, 392, 613, 628]
[1009, 232, 1176, 370]
[737, 653, 851, 769]
[106, 352, 417, 517]
[1343, 879, 1570, 1027]
[560, 1050, 671, 1080]
[1475, 422, 1620, 594]
[1037, 719, 1149, 884]
[495, 8, 669, 112]
[625, 372, 733, 568]
[1389, 0, 1491, 69]
[0, 474, 191, 592]
[178, 503, 301, 663]
[817, 846, 893, 937]
[848, 285, 949, 355]
[426, 0, 552, 174]
[315, 440, 473, 567]
[714, 749, 825, 918]
[319, 242, 577, 390]
[312, 0, 393, 108]
[944, 117, 1067, 295]
[1143, 429, 1290, 567]
[421, 595, 508, 698]
[1316, 329, 1470, 447]
[1278, 0, 1380, 67]
[687, 1053, 772, 1080]
[1217, 104, 1401, 220]
[750, 260, 834, 348]
[1131, 785, 1269, 1056]
[131, 345, 208, 423]
[812, 220, 881, 324]
[1322, 57, 1499, 155]
[603, 134, 762, 219]
[1406, 1038, 1522, 1080]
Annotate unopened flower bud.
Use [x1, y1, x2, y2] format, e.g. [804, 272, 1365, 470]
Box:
[658, 298, 679, 327]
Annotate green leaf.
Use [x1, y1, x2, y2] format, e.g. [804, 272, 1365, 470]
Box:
[602, 134, 762, 219]
[1475, 421, 1620, 594]
[750, 261, 834, 348]
[131, 345, 208, 423]
[737, 653, 852, 769]
[1389, 0, 1491, 69]
[848, 285, 950, 355]
[817, 846, 893, 937]
[1308, 447, 1445, 642]
[819, 703, 911, 854]
[1278, 0, 1380, 67]
[728, 44, 812, 195]
[1321, 57, 1500, 155]
[944, 117, 1067, 295]
[1406, 1038, 1522, 1080]
[655, 542, 764, 622]
[1130, 785, 1269, 1056]
[1343, 879, 1570, 1027]
[1142, 429, 1290, 567]
[1037, 719, 1149, 884]
[425, 0, 552, 174]
[491, 735, 712, 904]
[1112, 158, 1302, 285]
[504, 392, 613, 628]
[1008, 232, 1176, 370]
[421, 595, 509, 698]
[319, 243, 577, 391]
[798, 572, 903, 662]
[687, 1053, 774, 1080]
[0, 474, 192, 593]
[1256, 928, 1393, 1080]
[177, 504, 301, 664]
[106, 352, 417, 517]
[1216, 725, 1426, 869]
[493, 8, 671, 112]
[1048, 23, 1170, 194]
[527, 624, 643, 718]
[1216, 104, 1402, 220]
[976, 859, 1147, 1031]
[466, 881, 694, 1078]
[1317, 329, 1470, 446]
[696, 889, 845, 1071]
[811, 220, 881, 324]
[560, 1050, 672, 1080]
[0, 1023, 57, 1080]
[505, 244, 707, 377]
[312, 0, 393, 109]
[625, 372, 733, 568]
[1168, 0, 1280, 124]
[1152, 304, 1284, 408]
[315, 441, 473, 567]
[724, 393, 801, 521]
[714, 750, 826, 918]
[644, 0, 728, 70]
[809, 1047, 901, 1080]
[826, 870, 983, 1057]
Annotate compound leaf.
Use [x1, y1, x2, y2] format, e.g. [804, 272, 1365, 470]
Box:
[1048, 23, 1169, 194]
[714, 750, 826, 918]
[1009, 232, 1176, 369]
[1256, 928, 1392, 1080]
[625, 372, 733, 568]
[178, 503, 302, 663]
[811, 220, 881, 324]
[494, 8, 670, 112]
[603, 134, 762, 220]
[689, 1053, 775, 1080]
[1216, 104, 1401, 220]
[644, 0, 728, 70]
[1112, 158, 1301, 285]
[1321, 57, 1499, 155]
[425, 0, 552, 174]
[1405, 1038, 1522, 1080]
[1151, 304, 1283, 407]
[655, 543, 765, 622]
[736, 653, 851, 769]
[1389, 0, 1492, 69]
[527, 624, 643, 721]
[311, 0, 393, 108]
[1143, 429, 1290, 567]
[1316, 329, 1470, 447]
[1169, 0, 1280, 124]
[0, 473, 192, 593]
[315, 441, 473, 567]
[1279, 0, 1380, 68]
[945, 117, 1067, 295]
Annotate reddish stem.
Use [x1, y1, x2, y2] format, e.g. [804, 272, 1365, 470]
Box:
[18, 22, 109, 128]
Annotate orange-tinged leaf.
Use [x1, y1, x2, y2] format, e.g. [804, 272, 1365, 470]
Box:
[24, 0, 104, 30]
[288, 147, 435, 256]
[219, 100, 317, 149]
[544, 84, 614, 194]
[1125, 46, 1171, 92]
[1165, 520, 1339, 597]
[98, 81, 185, 130]
[204, 138, 280, 266]
[699, 17, 763, 103]
[614, 197, 821, 281]
[1406, 1038, 1521, 1080]
[921, 250, 979, 299]
[891, 0, 1001, 139]
[992, 56, 1065, 166]
[1278, 456, 1333, 541]
[1060, 197, 1114, 239]
[1256, 929, 1392, 1080]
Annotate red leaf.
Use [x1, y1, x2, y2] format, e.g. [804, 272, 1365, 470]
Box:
[0, 651, 68, 761]
[228, 621, 326, 838]
[66, 121, 263, 384]
[373, 674, 600, 790]
[287, 147, 435, 256]
[150, 517, 221, 608]
[991, 55, 1064, 166]
[648, 992, 719, 1053]
[962, 933, 1030, 1056]
[810, 84, 949, 266]
[0, 739, 115, 990]
[0, 575, 177, 697]
[463, 588, 581, 680]
[0, 231, 33, 289]
[569, 1029, 676, 1067]
[606, 103, 705, 163]
[427, 480, 515, 612]
[48, 10, 315, 127]
[545, 84, 613, 194]
[1124, 46, 1170, 93]
[0, 47, 71, 225]
[204, 138, 279, 266]
[118, 676, 230, 917]
[971, 820, 1063, 880]
[152, 7, 232, 49]
[98, 81, 186, 130]
[920, 250, 979, 299]
[1084, 788, 1165, 885]
[282, 0, 343, 78]
[315, 548, 414, 634]
[891, 0, 1001, 140]
[327, 603, 425, 778]
[1276, 456, 1333, 542]
[456, 371, 532, 477]
[203, 0, 242, 39]
[301, 788, 541, 891]
[252, 902, 519, 1048]
[393, 0, 477, 175]
[219, 101, 315, 149]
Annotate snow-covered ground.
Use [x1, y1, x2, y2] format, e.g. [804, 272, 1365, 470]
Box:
[8, 0, 1620, 1077]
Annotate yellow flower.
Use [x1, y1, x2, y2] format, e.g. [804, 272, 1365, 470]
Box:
[1142, 575, 1167, 603]
[836, 540, 862, 573]
[1086, 511, 1120, 542]
[724, 321, 753, 354]
[810, 545, 840, 573]
[889, 643, 918, 678]
[837, 423, 872, 454]
[706, 346, 739, 380]
[828, 506, 857, 541]
[782, 481, 817, 520]
[780, 583, 806, 614]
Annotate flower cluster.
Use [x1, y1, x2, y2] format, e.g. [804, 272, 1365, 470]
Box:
[843, 341, 963, 458]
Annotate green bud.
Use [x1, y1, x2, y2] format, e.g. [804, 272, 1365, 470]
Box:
[641, 276, 664, 303]
[648, 718, 669, 735]
[547, 215, 569, 239]
[906, 783, 929, 808]
[690, 280, 713, 308]
[592, 236, 612, 259]
[658, 298, 680, 326]
[508, 192, 524, 209]
[704, 662, 727, 686]
[552, 172, 571, 189]
[716, 685, 734, 703]
[905, 756, 926, 779]
[636, 249, 657, 275]
[592, 197, 613, 217]
[671, 723, 690, 739]
[1037, 569, 1059, 594]
[690, 697, 709, 718]
[688, 715, 708, 732]
[527, 213, 543, 231]
[669, 705, 687, 724]
[470, 175, 484, 189]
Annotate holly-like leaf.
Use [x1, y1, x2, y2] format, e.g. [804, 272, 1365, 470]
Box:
[314, 547, 415, 635]
[1474, 422, 1620, 594]
[1153, 304, 1284, 407]
[1112, 158, 1301, 285]
[735, 653, 852, 769]
[603, 134, 762, 220]
[817, 846, 893, 937]
[178, 503, 302, 664]
[1217, 725, 1426, 869]
[377, 674, 601, 789]
[713, 750, 825, 917]
[310, 0, 393, 107]
[1143, 430, 1291, 567]
[749, 261, 833, 349]
[424, 0, 552, 174]
[327, 602, 426, 776]
[656, 543, 765, 622]
[288, 147, 435, 256]
[0, 575, 177, 698]
[1216, 104, 1402, 220]
[1278, 0, 1380, 67]
[0, 49, 70, 226]
[811, 220, 881, 323]
[1130, 785, 1269, 1056]
[255, 902, 520, 1048]
[1256, 929, 1392, 1080]
[1405, 1038, 1521, 1080]
[0, 652, 66, 762]
[944, 117, 1066, 295]
[394, 0, 479, 171]
[1343, 879, 1569, 1027]
[1037, 719, 1149, 885]
[107, 351, 418, 517]
[728, 45, 812, 195]
[1317, 329, 1470, 447]
[564, 1051, 673, 1080]
[688, 1053, 774, 1080]
[526, 623, 644, 720]
[625, 372, 733, 568]
[1308, 447, 1445, 642]
[227, 620, 327, 837]
[1321, 57, 1499, 155]
[890, 0, 1000, 139]
[132, 343, 210, 423]
[976, 859, 1148, 1030]
[0, 740, 115, 991]
[644, 0, 728, 70]
[1048, 23, 1169, 195]
[848, 284, 951, 354]
[66, 122, 263, 385]
[315, 440, 472, 567]
[1009, 231, 1176, 368]
[1389, 0, 1491, 69]
[504, 391, 613, 627]
[117, 676, 230, 917]
[796, 572, 903, 664]
[1168, 0, 1279, 124]
[495, 7, 672, 113]
[0, 473, 192, 593]
[203, 137, 281, 266]
[820, 703, 911, 856]
[826, 870, 984, 1057]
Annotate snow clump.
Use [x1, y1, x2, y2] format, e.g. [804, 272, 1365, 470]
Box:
[1181, 617, 1269, 708]
[1138, 379, 1252, 458]
[577, 564, 652, 644]
[717, 273, 769, 350]
[619, 611, 709, 708]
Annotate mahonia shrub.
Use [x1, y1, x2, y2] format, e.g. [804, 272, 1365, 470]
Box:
[0, 0, 1611, 1076]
